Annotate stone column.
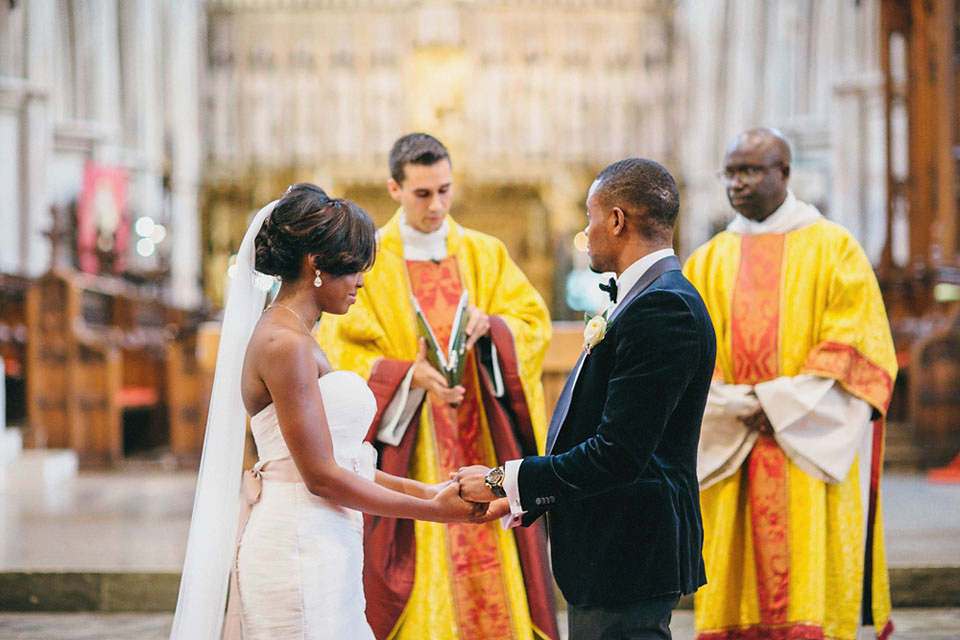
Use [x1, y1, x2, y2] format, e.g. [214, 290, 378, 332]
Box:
[0, 79, 25, 273]
[167, 0, 204, 308]
[21, 0, 54, 276]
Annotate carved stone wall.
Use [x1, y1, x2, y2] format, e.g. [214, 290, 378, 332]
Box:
[201, 0, 679, 315]
[676, 1, 888, 263]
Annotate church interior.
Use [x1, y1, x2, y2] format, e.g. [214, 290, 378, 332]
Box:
[0, 0, 959, 632]
[2, 0, 958, 472]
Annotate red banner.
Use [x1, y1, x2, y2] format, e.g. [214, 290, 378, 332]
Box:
[76, 163, 129, 274]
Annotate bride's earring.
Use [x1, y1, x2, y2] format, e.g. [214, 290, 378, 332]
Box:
[314, 270, 323, 288]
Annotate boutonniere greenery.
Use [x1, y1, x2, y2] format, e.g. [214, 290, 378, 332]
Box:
[582, 310, 609, 354]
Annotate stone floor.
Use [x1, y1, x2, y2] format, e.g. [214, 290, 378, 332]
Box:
[2, 452, 958, 572]
[2, 609, 960, 639]
[1, 449, 959, 637]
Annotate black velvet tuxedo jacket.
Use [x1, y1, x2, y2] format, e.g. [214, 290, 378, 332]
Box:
[518, 256, 715, 608]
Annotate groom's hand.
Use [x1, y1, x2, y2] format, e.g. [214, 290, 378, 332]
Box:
[433, 481, 486, 522]
[453, 465, 496, 502]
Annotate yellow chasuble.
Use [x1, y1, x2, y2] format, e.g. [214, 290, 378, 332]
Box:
[317, 211, 553, 640]
[683, 219, 897, 640]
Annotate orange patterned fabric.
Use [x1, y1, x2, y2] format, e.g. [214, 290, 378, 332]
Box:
[406, 258, 463, 348]
[802, 341, 894, 415]
[408, 257, 515, 639]
[731, 235, 791, 626]
[747, 436, 789, 625]
[730, 235, 784, 385]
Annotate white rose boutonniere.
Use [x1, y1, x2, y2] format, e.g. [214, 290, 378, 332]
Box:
[582, 311, 608, 354]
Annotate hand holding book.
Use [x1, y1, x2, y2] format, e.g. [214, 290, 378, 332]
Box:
[412, 290, 470, 388]
[412, 291, 481, 407]
[462, 303, 491, 351]
[411, 339, 466, 406]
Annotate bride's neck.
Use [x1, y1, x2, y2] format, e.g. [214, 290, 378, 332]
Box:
[272, 289, 321, 324]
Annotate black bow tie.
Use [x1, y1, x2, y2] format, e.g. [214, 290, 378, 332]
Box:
[598, 276, 618, 303]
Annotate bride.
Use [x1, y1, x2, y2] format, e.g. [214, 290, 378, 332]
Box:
[169, 184, 479, 640]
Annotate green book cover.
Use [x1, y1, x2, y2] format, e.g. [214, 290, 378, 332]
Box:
[411, 290, 469, 387]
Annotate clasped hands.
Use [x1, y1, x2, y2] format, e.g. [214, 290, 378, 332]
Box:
[430, 464, 509, 524]
[738, 391, 774, 435]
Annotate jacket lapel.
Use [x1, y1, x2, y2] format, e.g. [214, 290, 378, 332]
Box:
[544, 255, 680, 454]
[606, 255, 680, 324]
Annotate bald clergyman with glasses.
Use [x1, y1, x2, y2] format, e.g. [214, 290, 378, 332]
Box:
[683, 127, 898, 640]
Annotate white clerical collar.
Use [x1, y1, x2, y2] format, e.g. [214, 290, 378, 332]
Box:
[399, 212, 450, 261]
[610, 247, 675, 312]
[727, 189, 823, 235]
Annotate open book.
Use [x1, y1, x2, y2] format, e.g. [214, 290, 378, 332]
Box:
[412, 290, 469, 388]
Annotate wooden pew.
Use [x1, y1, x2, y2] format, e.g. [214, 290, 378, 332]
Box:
[0, 273, 30, 426]
[908, 303, 960, 467]
[112, 290, 169, 454]
[165, 310, 213, 467]
[25, 269, 210, 467]
[26, 270, 121, 463]
[541, 322, 584, 420]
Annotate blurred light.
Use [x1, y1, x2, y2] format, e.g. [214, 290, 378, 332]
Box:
[136, 238, 156, 257]
[565, 269, 613, 312]
[573, 231, 589, 252]
[934, 283, 960, 302]
[227, 264, 237, 279]
[135, 216, 155, 238]
[150, 224, 167, 243]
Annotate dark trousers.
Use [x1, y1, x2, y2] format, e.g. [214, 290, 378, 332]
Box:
[567, 592, 681, 640]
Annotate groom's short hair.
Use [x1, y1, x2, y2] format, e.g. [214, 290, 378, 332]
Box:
[594, 158, 679, 242]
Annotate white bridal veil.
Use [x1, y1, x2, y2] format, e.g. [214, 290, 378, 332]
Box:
[169, 200, 277, 639]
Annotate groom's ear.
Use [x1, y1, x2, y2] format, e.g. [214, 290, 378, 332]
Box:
[610, 207, 627, 236]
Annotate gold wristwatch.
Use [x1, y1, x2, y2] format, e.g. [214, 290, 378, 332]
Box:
[484, 466, 507, 498]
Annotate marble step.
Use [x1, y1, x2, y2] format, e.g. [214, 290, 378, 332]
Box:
[1, 567, 958, 613]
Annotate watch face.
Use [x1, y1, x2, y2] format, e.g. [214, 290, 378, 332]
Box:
[487, 466, 504, 485]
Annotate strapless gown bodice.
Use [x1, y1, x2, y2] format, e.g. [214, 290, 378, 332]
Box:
[250, 370, 377, 478]
[238, 370, 378, 640]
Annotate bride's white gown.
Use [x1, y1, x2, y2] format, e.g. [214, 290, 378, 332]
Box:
[237, 370, 377, 639]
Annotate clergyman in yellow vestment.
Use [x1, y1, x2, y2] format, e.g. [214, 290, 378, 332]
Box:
[317, 134, 557, 640]
[682, 128, 897, 640]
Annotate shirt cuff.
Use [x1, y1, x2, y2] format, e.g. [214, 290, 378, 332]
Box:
[375, 365, 425, 446]
[500, 459, 525, 529]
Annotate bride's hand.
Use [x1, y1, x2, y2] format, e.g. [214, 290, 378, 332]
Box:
[422, 480, 454, 499]
[432, 481, 484, 522]
[469, 498, 510, 524]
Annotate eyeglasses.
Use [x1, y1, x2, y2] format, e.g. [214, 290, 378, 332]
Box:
[716, 163, 783, 184]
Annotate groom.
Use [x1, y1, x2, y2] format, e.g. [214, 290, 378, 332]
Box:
[457, 158, 715, 639]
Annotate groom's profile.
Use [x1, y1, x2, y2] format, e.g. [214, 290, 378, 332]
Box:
[458, 157, 716, 639]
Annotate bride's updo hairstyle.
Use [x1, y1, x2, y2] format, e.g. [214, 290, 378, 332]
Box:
[254, 183, 377, 281]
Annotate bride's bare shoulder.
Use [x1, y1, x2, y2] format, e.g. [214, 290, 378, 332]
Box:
[250, 319, 318, 364]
